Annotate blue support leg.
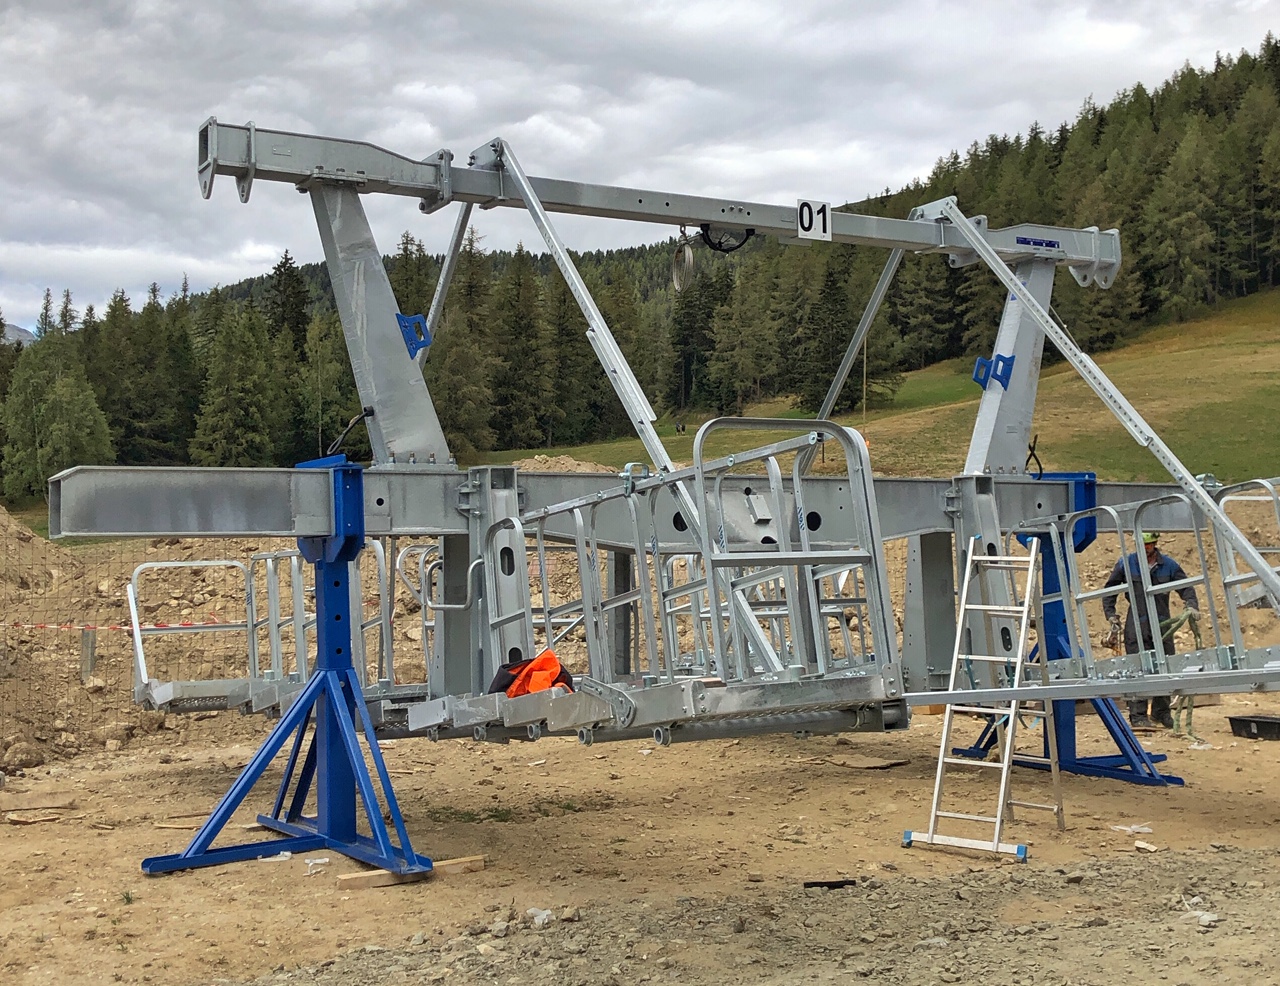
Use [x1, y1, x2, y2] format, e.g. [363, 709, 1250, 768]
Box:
[141, 458, 433, 876]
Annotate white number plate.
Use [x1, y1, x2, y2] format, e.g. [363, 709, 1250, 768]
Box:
[796, 199, 832, 241]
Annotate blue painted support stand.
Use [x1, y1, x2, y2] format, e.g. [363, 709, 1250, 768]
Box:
[951, 472, 1182, 787]
[141, 457, 433, 875]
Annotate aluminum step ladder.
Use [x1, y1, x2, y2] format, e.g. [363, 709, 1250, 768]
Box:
[905, 546, 1064, 859]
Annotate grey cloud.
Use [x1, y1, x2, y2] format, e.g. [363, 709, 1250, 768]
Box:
[0, 0, 1277, 325]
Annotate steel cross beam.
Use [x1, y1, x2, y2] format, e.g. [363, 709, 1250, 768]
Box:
[197, 119, 1119, 278]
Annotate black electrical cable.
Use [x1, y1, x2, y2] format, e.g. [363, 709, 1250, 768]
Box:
[327, 406, 375, 456]
[699, 223, 755, 254]
[1025, 433, 1043, 479]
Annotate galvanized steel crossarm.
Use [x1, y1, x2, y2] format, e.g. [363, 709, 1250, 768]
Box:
[199, 119, 1120, 269]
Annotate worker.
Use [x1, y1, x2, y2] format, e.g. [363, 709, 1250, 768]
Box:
[1101, 532, 1199, 729]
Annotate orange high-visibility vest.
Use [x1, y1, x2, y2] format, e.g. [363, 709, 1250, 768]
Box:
[505, 649, 570, 698]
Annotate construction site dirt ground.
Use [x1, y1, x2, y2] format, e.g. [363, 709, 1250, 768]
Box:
[4, 695, 1280, 985]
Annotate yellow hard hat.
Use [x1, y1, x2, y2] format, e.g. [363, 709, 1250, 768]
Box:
[1141, 532, 1159, 545]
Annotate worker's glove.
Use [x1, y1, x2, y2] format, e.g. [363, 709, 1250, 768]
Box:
[1103, 617, 1120, 650]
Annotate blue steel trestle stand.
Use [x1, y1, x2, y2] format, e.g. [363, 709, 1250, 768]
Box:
[141, 457, 433, 875]
[952, 472, 1182, 787]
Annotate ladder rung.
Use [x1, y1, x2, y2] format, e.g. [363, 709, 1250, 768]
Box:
[964, 604, 1027, 616]
[908, 832, 1027, 857]
[972, 556, 1034, 567]
[934, 810, 999, 823]
[1009, 800, 1060, 813]
[942, 757, 1003, 768]
[950, 704, 1015, 716]
[960, 654, 1019, 664]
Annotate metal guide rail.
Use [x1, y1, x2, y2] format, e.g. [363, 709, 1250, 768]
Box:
[906, 484, 1280, 708]
[129, 541, 428, 716]
[408, 419, 907, 745]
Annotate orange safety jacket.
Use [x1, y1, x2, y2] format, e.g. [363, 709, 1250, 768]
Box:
[487, 649, 574, 698]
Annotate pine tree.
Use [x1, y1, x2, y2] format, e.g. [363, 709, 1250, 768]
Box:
[890, 254, 949, 370]
[264, 250, 311, 352]
[388, 232, 438, 321]
[191, 285, 227, 362]
[1141, 115, 1219, 320]
[1258, 124, 1280, 285]
[88, 290, 137, 451]
[189, 305, 276, 466]
[543, 272, 596, 445]
[56, 289, 78, 335]
[592, 267, 642, 436]
[796, 248, 856, 412]
[34, 289, 55, 339]
[116, 284, 195, 464]
[488, 245, 553, 449]
[426, 227, 496, 459]
[298, 309, 366, 460]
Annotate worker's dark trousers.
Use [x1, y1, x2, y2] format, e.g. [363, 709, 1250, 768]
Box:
[1128, 696, 1171, 721]
[1126, 633, 1173, 723]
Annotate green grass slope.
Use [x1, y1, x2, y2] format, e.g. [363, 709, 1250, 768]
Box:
[490, 289, 1280, 484]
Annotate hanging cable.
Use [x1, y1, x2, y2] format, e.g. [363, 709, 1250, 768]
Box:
[327, 406, 375, 456]
[699, 223, 755, 254]
[1025, 433, 1043, 479]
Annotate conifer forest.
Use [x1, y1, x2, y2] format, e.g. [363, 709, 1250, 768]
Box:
[5, 39, 1280, 496]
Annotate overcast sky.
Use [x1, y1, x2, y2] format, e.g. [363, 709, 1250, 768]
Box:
[1, 0, 1277, 328]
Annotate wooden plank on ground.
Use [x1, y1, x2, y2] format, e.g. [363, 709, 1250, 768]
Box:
[336, 854, 487, 890]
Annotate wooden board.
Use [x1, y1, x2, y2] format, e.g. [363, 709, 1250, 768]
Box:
[335, 854, 487, 890]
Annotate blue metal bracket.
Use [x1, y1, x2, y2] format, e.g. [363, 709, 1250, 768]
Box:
[141, 456, 434, 875]
[396, 312, 432, 359]
[1019, 471, 1179, 787]
[973, 353, 1015, 390]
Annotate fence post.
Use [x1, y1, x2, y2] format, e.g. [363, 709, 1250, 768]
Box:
[80, 628, 98, 683]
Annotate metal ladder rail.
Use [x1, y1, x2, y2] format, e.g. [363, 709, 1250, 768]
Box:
[935, 551, 1035, 854]
[728, 453, 804, 674]
[126, 560, 256, 706]
[694, 436, 819, 680]
[989, 545, 1065, 825]
[908, 547, 1059, 858]
[353, 539, 394, 687]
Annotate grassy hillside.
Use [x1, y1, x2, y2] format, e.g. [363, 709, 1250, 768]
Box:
[489, 289, 1280, 484]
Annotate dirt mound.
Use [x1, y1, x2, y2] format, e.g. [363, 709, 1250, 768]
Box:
[515, 454, 617, 474]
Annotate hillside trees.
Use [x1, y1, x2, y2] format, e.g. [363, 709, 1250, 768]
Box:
[10, 35, 1280, 476]
[2, 329, 113, 499]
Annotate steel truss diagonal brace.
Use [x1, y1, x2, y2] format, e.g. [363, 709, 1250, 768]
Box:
[930, 196, 1280, 608]
[468, 140, 684, 503]
[470, 138, 788, 668]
